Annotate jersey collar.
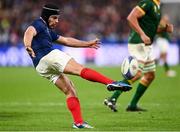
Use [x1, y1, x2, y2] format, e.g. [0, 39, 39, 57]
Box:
[40, 17, 47, 25]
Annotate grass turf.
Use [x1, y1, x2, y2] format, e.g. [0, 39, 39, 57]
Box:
[0, 66, 180, 131]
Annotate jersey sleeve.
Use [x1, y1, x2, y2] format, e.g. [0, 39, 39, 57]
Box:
[137, 0, 152, 14]
[50, 30, 60, 41]
[31, 20, 44, 34]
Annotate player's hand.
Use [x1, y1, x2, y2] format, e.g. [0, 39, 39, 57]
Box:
[166, 24, 173, 33]
[88, 38, 101, 49]
[140, 34, 151, 45]
[26, 47, 36, 58]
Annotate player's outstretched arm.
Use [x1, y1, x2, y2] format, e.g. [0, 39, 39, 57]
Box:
[157, 15, 174, 33]
[56, 36, 100, 49]
[23, 26, 37, 58]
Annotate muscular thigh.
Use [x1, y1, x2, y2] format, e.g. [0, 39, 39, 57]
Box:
[63, 58, 84, 75]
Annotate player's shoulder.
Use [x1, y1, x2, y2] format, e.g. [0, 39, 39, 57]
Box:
[137, 0, 153, 10]
[139, 0, 152, 2]
[32, 18, 44, 26]
[31, 18, 46, 31]
[138, 0, 153, 5]
[32, 18, 47, 28]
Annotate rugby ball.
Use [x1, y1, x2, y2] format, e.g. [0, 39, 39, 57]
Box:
[121, 56, 138, 80]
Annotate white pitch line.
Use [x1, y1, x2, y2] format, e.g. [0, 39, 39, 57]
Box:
[0, 102, 103, 107]
[0, 102, 168, 107]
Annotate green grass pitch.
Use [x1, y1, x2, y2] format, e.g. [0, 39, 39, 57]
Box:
[0, 66, 180, 131]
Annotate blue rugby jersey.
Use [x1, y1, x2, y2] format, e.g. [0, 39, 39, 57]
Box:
[30, 18, 59, 67]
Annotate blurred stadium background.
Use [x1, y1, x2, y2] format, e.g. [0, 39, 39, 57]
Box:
[0, 0, 180, 66]
[0, 0, 180, 131]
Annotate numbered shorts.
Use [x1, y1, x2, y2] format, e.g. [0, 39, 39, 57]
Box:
[156, 37, 169, 53]
[128, 43, 156, 73]
[36, 49, 72, 84]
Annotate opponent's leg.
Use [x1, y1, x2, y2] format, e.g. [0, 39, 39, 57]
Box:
[104, 71, 142, 112]
[160, 53, 176, 77]
[127, 71, 155, 111]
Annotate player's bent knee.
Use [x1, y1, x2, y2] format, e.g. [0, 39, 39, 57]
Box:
[136, 71, 143, 79]
[144, 73, 155, 82]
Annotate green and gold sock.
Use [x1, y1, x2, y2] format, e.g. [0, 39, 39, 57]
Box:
[164, 62, 170, 72]
[110, 90, 123, 101]
[129, 83, 147, 108]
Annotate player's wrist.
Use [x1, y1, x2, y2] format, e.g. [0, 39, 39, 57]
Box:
[86, 41, 92, 47]
[25, 45, 31, 48]
[25, 46, 31, 50]
[139, 31, 146, 37]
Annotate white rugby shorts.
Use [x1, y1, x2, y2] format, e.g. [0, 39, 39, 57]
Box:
[36, 49, 72, 83]
[128, 43, 156, 73]
[156, 37, 169, 53]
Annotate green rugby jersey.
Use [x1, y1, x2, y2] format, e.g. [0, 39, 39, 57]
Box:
[157, 32, 170, 41]
[128, 0, 161, 44]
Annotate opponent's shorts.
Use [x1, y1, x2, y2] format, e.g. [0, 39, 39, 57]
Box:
[36, 49, 72, 84]
[128, 43, 156, 73]
[156, 37, 169, 53]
